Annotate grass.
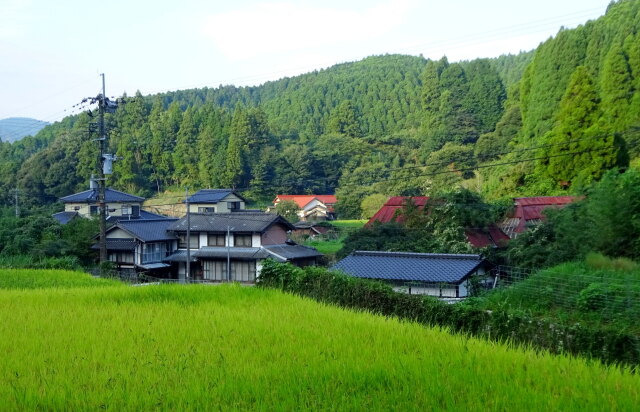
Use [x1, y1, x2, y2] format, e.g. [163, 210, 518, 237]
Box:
[330, 219, 368, 230]
[0, 269, 121, 289]
[304, 220, 367, 256]
[0, 270, 638, 410]
[479, 259, 640, 333]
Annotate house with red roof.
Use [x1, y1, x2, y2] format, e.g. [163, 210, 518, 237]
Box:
[273, 195, 337, 221]
[366, 196, 509, 248]
[367, 195, 579, 246]
[499, 196, 579, 238]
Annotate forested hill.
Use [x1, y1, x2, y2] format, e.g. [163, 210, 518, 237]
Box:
[2, 0, 639, 218]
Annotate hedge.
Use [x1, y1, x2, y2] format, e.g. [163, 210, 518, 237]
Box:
[258, 260, 640, 366]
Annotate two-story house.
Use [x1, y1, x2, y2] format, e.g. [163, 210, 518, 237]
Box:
[187, 189, 247, 213]
[164, 212, 322, 282]
[272, 195, 337, 221]
[94, 219, 178, 275]
[54, 179, 167, 224]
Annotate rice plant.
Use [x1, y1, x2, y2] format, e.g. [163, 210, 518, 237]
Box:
[0, 272, 637, 410]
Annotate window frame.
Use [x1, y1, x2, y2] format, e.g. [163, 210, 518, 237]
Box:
[233, 233, 252, 247]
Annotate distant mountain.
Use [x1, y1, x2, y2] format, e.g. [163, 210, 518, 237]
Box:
[0, 117, 50, 142]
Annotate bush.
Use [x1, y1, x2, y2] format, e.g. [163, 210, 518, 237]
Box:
[259, 260, 640, 366]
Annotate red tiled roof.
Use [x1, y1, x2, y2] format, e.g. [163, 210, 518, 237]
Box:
[511, 196, 579, 233]
[368, 196, 510, 248]
[465, 225, 511, 248]
[274, 195, 337, 209]
[367, 197, 430, 226]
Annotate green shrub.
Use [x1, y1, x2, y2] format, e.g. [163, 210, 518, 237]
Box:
[259, 261, 640, 366]
[577, 283, 609, 311]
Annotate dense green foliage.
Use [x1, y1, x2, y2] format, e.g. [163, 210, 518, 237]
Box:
[1, 271, 638, 409]
[506, 168, 640, 268]
[1, 1, 639, 224]
[0, 207, 98, 267]
[479, 257, 640, 334]
[338, 189, 507, 257]
[259, 260, 640, 365]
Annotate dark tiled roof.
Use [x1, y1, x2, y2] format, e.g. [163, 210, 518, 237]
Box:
[113, 219, 178, 242]
[106, 210, 172, 224]
[137, 262, 171, 270]
[193, 247, 271, 260]
[186, 189, 245, 204]
[52, 211, 78, 224]
[92, 239, 137, 251]
[164, 250, 198, 262]
[332, 251, 484, 284]
[168, 213, 295, 233]
[60, 188, 144, 203]
[264, 244, 323, 261]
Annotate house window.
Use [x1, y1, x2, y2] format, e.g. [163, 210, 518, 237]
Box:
[90, 206, 99, 215]
[234, 234, 252, 247]
[178, 233, 199, 249]
[232, 261, 256, 282]
[109, 252, 134, 264]
[142, 243, 166, 263]
[199, 207, 215, 213]
[203, 260, 227, 281]
[208, 234, 226, 247]
[227, 201, 241, 210]
[121, 205, 140, 217]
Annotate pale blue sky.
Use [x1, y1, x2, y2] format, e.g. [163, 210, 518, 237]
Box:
[0, 0, 611, 124]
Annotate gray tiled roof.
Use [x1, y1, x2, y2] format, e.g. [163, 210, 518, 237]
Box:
[164, 250, 198, 262]
[114, 219, 178, 242]
[92, 239, 137, 251]
[107, 210, 171, 223]
[193, 247, 271, 260]
[186, 189, 245, 204]
[60, 188, 144, 203]
[264, 244, 323, 261]
[52, 211, 78, 224]
[332, 251, 484, 284]
[168, 213, 294, 233]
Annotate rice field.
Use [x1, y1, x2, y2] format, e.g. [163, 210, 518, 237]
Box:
[0, 269, 638, 410]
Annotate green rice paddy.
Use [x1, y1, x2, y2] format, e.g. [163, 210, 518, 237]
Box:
[0, 269, 638, 410]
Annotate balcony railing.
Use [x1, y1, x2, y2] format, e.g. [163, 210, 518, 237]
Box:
[142, 251, 166, 264]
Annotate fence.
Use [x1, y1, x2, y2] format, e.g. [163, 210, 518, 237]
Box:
[485, 264, 640, 331]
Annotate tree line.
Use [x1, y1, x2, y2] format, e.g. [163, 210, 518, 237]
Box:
[0, 0, 638, 220]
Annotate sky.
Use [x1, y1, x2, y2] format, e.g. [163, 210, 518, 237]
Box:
[0, 0, 612, 131]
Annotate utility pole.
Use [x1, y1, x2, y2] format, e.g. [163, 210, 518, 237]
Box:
[98, 73, 108, 268]
[226, 226, 234, 282]
[13, 188, 19, 217]
[185, 187, 191, 283]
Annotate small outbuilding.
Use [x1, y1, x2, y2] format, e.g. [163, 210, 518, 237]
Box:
[332, 251, 491, 300]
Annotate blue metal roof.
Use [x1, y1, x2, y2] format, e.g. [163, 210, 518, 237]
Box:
[60, 188, 144, 203]
[186, 189, 244, 204]
[332, 251, 484, 284]
[114, 219, 178, 242]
